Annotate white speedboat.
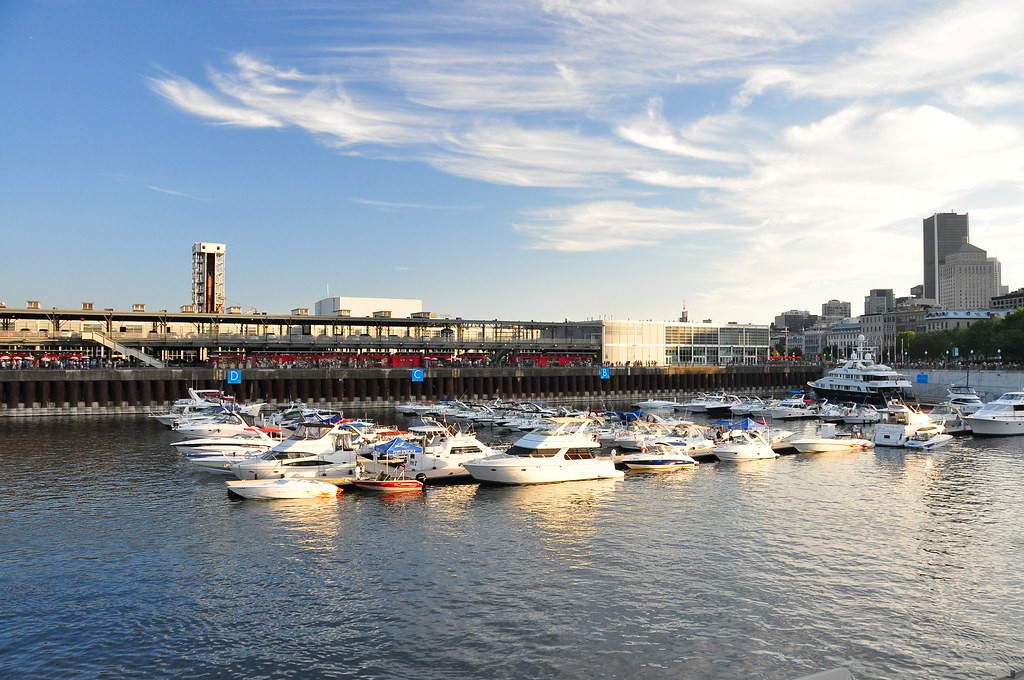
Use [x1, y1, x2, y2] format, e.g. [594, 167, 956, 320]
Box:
[225, 478, 341, 500]
[841, 404, 882, 425]
[903, 425, 954, 451]
[713, 429, 779, 461]
[964, 391, 1024, 436]
[621, 443, 698, 471]
[230, 421, 364, 482]
[172, 428, 285, 474]
[765, 392, 819, 420]
[788, 425, 874, 454]
[808, 335, 913, 405]
[462, 417, 624, 485]
[360, 420, 498, 483]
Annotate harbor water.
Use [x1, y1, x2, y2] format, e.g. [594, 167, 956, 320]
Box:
[2, 413, 1023, 679]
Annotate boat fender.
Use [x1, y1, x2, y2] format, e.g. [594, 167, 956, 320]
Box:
[415, 473, 427, 484]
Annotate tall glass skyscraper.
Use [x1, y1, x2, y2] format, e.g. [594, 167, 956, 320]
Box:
[922, 212, 969, 300]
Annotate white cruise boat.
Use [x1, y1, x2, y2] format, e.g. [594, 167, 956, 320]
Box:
[359, 420, 498, 483]
[462, 417, 624, 485]
[808, 336, 913, 405]
[946, 385, 985, 415]
[765, 391, 819, 420]
[230, 421, 364, 482]
[964, 391, 1024, 436]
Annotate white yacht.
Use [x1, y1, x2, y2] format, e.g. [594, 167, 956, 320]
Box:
[946, 385, 985, 415]
[230, 421, 364, 482]
[788, 424, 874, 454]
[462, 417, 624, 485]
[713, 428, 779, 461]
[964, 391, 1024, 436]
[871, 403, 937, 446]
[359, 420, 498, 483]
[808, 336, 913, 405]
[765, 392, 819, 420]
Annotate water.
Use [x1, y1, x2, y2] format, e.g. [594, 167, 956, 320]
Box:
[2, 413, 1023, 679]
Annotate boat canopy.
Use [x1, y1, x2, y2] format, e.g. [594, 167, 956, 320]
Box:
[372, 437, 424, 455]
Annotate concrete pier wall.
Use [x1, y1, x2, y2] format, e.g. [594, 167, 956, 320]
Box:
[0, 364, 824, 418]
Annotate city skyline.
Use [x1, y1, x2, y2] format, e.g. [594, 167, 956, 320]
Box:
[3, 2, 1024, 324]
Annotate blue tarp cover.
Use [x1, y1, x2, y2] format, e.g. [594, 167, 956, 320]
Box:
[373, 437, 424, 455]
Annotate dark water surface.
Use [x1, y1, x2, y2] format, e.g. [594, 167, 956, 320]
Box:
[2, 414, 1023, 679]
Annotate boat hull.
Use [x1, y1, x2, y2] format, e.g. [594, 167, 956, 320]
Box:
[225, 478, 341, 500]
[352, 479, 423, 493]
[788, 438, 873, 453]
[463, 458, 624, 485]
[963, 416, 1024, 436]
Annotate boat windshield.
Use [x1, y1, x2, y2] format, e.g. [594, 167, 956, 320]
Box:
[288, 424, 333, 440]
[506, 445, 559, 458]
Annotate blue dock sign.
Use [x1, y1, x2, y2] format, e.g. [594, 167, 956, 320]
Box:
[599, 367, 611, 380]
[411, 369, 425, 382]
[226, 369, 242, 385]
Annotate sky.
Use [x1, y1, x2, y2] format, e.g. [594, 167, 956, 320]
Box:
[3, 1, 1024, 325]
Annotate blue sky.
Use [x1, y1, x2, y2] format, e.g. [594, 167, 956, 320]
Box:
[3, 1, 1024, 324]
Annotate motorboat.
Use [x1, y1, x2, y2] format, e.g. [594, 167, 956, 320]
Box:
[359, 420, 498, 483]
[229, 421, 365, 482]
[225, 477, 341, 500]
[903, 425, 954, 451]
[149, 388, 239, 427]
[713, 428, 779, 461]
[871, 402, 937, 446]
[788, 424, 874, 454]
[351, 471, 424, 493]
[729, 396, 766, 417]
[702, 394, 744, 417]
[632, 398, 682, 411]
[172, 427, 285, 474]
[808, 335, 914, 405]
[841, 404, 883, 425]
[621, 443, 698, 471]
[964, 391, 1024, 436]
[926, 403, 972, 435]
[765, 391, 818, 420]
[462, 417, 624, 485]
[945, 385, 985, 415]
[171, 411, 261, 439]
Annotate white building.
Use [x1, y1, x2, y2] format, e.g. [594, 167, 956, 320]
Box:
[191, 242, 226, 313]
[314, 296, 424, 318]
[938, 241, 1006, 309]
[602, 319, 770, 366]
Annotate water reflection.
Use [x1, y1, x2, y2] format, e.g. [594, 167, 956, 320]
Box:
[472, 479, 622, 556]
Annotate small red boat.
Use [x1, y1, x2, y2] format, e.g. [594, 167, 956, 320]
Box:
[352, 470, 423, 494]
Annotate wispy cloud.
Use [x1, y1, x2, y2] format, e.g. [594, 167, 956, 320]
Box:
[148, 0, 1024, 312]
[144, 184, 208, 201]
[350, 197, 478, 211]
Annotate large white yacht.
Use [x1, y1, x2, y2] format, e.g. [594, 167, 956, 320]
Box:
[462, 417, 624, 485]
[230, 421, 363, 482]
[808, 336, 913, 405]
[359, 420, 498, 483]
[964, 392, 1024, 436]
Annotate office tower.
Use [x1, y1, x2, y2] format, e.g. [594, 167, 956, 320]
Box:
[938, 241, 1002, 309]
[192, 242, 226, 313]
[923, 212, 969, 300]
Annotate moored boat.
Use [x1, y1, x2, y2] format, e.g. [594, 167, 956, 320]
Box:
[964, 391, 1024, 436]
[225, 478, 342, 500]
[463, 417, 623, 485]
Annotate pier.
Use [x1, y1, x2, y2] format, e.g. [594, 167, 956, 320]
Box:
[0, 364, 822, 417]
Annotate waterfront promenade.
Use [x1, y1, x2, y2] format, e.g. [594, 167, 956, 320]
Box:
[0, 364, 822, 417]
